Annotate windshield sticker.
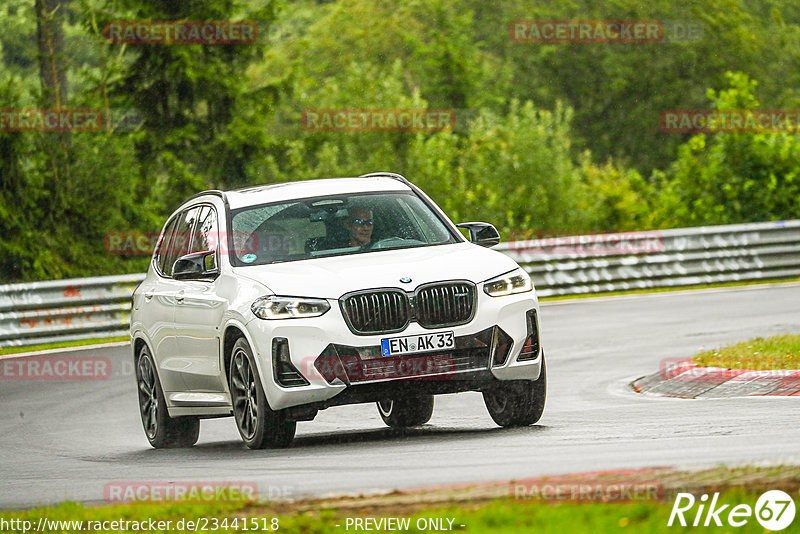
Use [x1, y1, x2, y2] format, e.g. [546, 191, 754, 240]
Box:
[241, 254, 257, 263]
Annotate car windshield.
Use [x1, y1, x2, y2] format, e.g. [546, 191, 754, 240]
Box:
[229, 191, 457, 265]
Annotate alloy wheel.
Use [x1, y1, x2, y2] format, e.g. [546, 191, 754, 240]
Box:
[137, 353, 158, 439]
[231, 348, 259, 440]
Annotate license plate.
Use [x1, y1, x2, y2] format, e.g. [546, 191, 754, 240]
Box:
[381, 331, 455, 356]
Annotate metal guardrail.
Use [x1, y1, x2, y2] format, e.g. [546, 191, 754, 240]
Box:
[1, 220, 798, 347]
[497, 219, 800, 297]
[0, 274, 144, 348]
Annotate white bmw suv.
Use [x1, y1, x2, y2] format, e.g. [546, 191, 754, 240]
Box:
[130, 173, 545, 449]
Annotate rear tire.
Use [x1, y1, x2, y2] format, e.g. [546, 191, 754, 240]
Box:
[483, 353, 546, 427]
[229, 337, 296, 449]
[377, 395, 434, 427]
[136, 345, 200, 448]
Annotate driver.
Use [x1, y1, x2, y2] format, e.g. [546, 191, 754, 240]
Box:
[345, 207, 374, 247]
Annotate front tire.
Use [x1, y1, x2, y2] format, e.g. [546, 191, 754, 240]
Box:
[483, 353, 546, 427]
[377, 395, 434, 427]
[136, 345, 200, 448]
[229, 337, 296, 449]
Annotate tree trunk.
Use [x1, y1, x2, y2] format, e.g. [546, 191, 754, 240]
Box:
[35, 0, 71, 221]
[35, 0, 68, 108]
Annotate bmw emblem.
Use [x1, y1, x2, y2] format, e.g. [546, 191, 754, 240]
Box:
[400, 277, 412, 284]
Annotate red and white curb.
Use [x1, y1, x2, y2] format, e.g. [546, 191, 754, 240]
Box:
[632, 359, 800, 398]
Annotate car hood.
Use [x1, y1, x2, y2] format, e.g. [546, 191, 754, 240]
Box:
[235, 242, 520, 299]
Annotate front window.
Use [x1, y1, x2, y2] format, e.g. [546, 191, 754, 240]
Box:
[229, 191, 457, 266]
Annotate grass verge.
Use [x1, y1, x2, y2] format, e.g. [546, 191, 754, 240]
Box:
[2, 466, 799, 533]
[694, 333, 800, 370]
[0, 491, 778, 534]
[0, 336, 129, 356]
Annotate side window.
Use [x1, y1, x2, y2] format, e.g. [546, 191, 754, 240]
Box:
[189, 206, 219, 270]
[156, 216, 180, 276]
[189, 206, 218, 253]
[163, 207, 199, 277]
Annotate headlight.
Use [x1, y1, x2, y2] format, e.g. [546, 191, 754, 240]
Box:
[251, 296, 331, 319]
[483, 268, 533, 297]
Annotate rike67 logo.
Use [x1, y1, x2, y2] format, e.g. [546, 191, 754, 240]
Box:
[668, 490, 796, 530]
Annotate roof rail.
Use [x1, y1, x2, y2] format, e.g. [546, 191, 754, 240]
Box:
[187, 189, 229, 207]
[188, 189, 226, 200]
[358, 172, 411, 185]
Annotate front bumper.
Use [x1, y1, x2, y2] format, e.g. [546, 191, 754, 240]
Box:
[245, 291, 542, 410]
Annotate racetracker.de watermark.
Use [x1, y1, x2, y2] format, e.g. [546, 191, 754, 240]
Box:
[509, 19, 703, 44]
[510, 20, 662, 43]
[103, 481, 267, 504]
[0, 108, 145, 133]
[0, 356, 112, 380]
[103, 20, 258, 44]
[301, 109, 456, 132]
[306, 353, 458, 383]
[512, 478, 663, 502]
[1, 109, 102, 132]
[104, 231, 262, 256]
[659, 357, 800, 381]
[507, 230, 664, 255]
[661, 109, 800, 133]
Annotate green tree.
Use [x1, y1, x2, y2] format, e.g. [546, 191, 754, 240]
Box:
[85, 0, 281, 207]
[576, 153, 652, 232]
[406, 100, 586, 237]
[653, 72, 800, 227]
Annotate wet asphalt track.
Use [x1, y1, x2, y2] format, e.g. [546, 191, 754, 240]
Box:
[2, 283, 800, 510]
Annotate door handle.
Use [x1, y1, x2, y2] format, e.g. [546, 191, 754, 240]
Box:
[144, 292, 154, 300]
[176, 290, 185, 304]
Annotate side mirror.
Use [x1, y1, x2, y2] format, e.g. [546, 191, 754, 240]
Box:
[173, 251, 219, 281]
[456, 222, 501, 248]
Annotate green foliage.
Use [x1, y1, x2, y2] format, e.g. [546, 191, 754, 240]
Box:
[408, 101, 584, 236]
[267, 59, 424, 181]
[576, 154, 652, 232]
[470, 0, 770, 172]
[4, 0, 800, 282]
[652, 72, 800, 227]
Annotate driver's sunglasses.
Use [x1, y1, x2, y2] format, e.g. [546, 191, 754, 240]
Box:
[352, 218, 374, 226]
